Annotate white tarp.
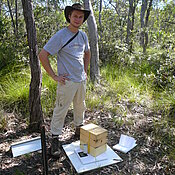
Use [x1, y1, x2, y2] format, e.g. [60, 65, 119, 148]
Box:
[11, 137, 41, 157]
[62, 141, 122, 174]
[74, 147, 108, 165]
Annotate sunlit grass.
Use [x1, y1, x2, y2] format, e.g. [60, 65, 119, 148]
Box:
[0, 64, 58, 117]
[100, 64, 154, 109]
[0, 61, 174, 121]
[0, 75, 29, 102]
[86, 81, 103, 109]
[0, 58, 174, 162]
[0, 67, 30, 115]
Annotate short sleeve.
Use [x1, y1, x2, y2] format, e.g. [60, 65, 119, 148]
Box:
[43, 31, 62, 55]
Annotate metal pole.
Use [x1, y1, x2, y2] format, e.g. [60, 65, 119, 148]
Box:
[41, 125, 48, 175]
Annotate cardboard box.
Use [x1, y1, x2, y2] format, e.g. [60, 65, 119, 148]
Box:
[80, 133, 107, 148]
[80, 123, 108, 157]
[80, 141, 107, 157]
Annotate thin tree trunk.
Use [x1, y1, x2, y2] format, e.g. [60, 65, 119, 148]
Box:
[99, 0, 103, 58]
[126, 0, 133, 45]
[144, 0, 153, 52]
[140, 0, 153, 53]
[0, 0, 2, 16]
[140, 0, 147, 50]
[15, 0, 18, 36]
[126, 0, 137, 52]
[7, 0, 16, 35]
[84, 0, 99, 83]
[21, 0, 43, 131]
[99, 0, 102, 27]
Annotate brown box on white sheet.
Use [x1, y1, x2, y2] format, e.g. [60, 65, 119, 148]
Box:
[80, 123, 107, 157]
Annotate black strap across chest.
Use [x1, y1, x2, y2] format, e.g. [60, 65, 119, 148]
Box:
[61, 31, 79, 49]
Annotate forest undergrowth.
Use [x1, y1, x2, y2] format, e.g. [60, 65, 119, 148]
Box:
[0, 60, 174, 174]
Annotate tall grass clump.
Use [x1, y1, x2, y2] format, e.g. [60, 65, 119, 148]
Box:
[86, 80, 109, 110]
[0, 65, 30, 116]
[0, 58, 59, 118]
[100, 63, 154, 108]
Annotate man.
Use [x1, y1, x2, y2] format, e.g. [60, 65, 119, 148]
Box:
[39, 3, 91, 157]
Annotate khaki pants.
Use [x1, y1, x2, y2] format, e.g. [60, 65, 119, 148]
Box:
[51, 80, 86, 135]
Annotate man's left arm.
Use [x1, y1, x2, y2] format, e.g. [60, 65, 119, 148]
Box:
[84, 49, 91, 76]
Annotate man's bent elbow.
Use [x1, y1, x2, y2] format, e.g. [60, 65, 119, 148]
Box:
[39, 49, 50, 61]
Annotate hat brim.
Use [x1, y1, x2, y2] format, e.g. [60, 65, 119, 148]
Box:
[64, 6, 90, 23]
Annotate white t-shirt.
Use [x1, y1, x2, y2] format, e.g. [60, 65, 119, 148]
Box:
[44, 27, 89, 82]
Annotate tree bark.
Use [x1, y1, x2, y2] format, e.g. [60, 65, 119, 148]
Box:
[126, 0, 138, 52]
[99, 0, 102, 27]
[144, 0, 153, 52]
[7, 0, 16, 35]
[15, 0, 18, 36]
[99, 0, 103, 56]
[140, 0, 147, 50]
[21, 0, 43, 131]
[84, 0, 99, 83]
[140, 0, 153, 53]
[0, 0, 2, 16]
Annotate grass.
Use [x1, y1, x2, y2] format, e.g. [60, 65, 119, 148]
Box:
[0, 64, 57, 117]
[0, 61, 174, 118]
[0, 110, 7, 131]
[0, 66, 30, 115]
[14, 169, 25, 175]
[98, 63, 155, 109]
[0, 59, 174, 162]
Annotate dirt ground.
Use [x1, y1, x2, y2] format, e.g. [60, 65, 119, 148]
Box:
[0, 104, 174, 175]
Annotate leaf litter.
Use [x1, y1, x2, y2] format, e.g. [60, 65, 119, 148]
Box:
[0, 102, 174, 174]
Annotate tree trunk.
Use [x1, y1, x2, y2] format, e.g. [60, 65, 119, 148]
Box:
[140, 0, 153, 53]
[7, 0, 16, 35]
[140, 0, 147, 50]
[99, 0, 102, 27]
[21, 0, 43, 131]
[0, 0, 2, 16]
[144, 0, 153, 52]
[126, 0, 133, 48]
[15, 0, 18, 36]
[126, 0, 137, 52]
[99, 0, 103, 58]
[84, 0, 99, 83]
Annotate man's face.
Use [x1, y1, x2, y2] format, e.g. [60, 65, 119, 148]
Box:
[69, 10, 84, 28]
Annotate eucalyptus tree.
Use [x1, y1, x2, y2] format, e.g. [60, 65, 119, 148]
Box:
[99, 0, 102, 27]
[5, 0, 19, 36]
[21, 0, 43, 131]
[109, 0, 128, 43]
[15, 0, 18, 35]
[140, 0, 153, 53]
[0, 0, 2, 15]
[84, 0, 100, 83]
[126, 0, 138, 52]
[7, 0, 16, 35]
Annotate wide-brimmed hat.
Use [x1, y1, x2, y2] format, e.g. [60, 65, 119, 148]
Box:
[64, 3, 91, 23]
